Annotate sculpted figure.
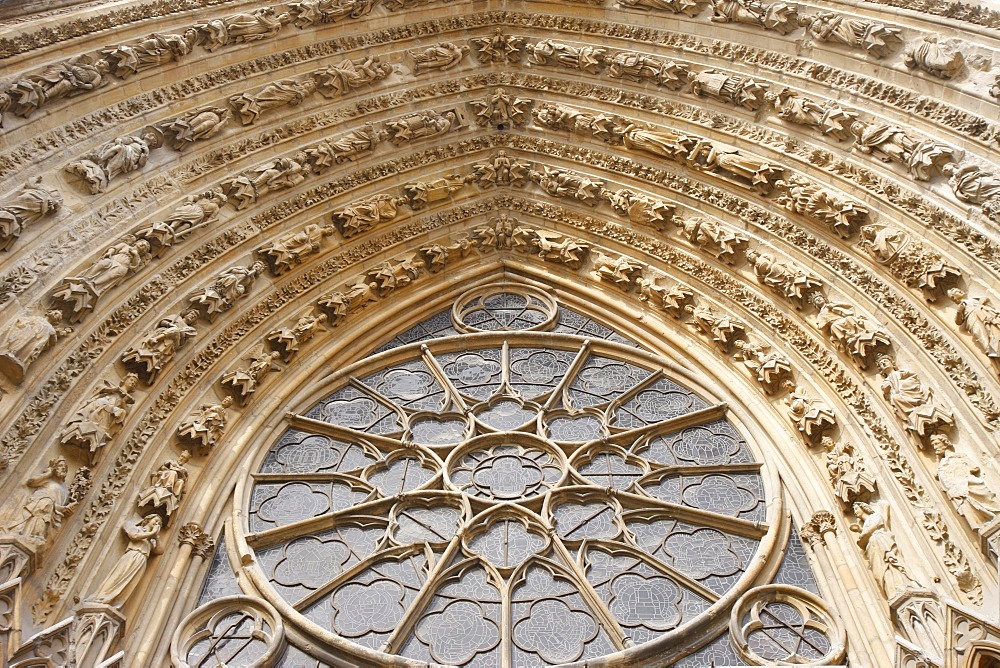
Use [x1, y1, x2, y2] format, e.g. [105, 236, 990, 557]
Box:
[851, 121, 956, 181]
[369, 256, 425, 296]
[258, 223, 335, 275]
[188, 261, 266, 321]
[622, 124, 695, 160]
[784, 384, 837, 445]
[530, 166, 604, 205]
[3, 458, 77, 547]
[60, 374, 140, 461]
[316, 56, 392, 97]
[222, 346, 282, 405]
[288, 0, 377, 26]
[471, 28, 524, 63]
[66, 128, 162, 194]
[8, 56, 109, 118]
[765, 89, 857, 141]
[533, 231, 589, 268]
[160, 106, 230, 150]
[85, 514, 163, 607]
[609, 52, 689, 90]
[137, 452, 191, 517]
[904, 36, 964, 79]
[316, 279, 378, 324]
[332, 194, 406, 237]
[177, 397, 233, 450]
[0, 177, 62, 251]
[102, 32, 192, 78]
[710, 0, 801, 34]
[194, 8, 289, 51]
[877, 355, 954, 442]
[605, 189, 675, 229]
[852, 501, 917, 599]
[681, 217, 747, 263]
[745, 248, 823, 309]
[526, 40, 605, 73]
[472, 150, 530, 188]
[637, 279, 693, 318]
[408, 43, 468, 73]
[476, 214, 531, 252]
[822, 437, 876, 505]
[812, 293, 891, 369]
[229, 78, 316, 126]
[685, 303, 746, 353]
[267, 313, 328, 362]
[227, 156, 307, 210]
[691, 70, 768, 111]
[469, 88, 531, 127]
[404, 176, 468, 209]
[774, 176, 869, 238]
[0, 309, 72, 384]
[688, 140, 783, 194]
[51, 235, 152, 321]
[806, 13, 902, 58]
[942, 163, 1000, 205]
[419, 239, 476, 272]
[136, 189, 227, 251]
[937, 451, 1000, 529]
[121, 311, 199, 384]
[532, 103, 624, 141]
[387, 110, 456, 145]
[619, 0, 707, 16]
[859, 225, 960, 300]
[329, 122, 387, 161]
[733, 339, 793, 395]
[949, 289, 1000, 362]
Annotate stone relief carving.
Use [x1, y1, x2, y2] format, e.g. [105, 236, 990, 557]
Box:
[604, 188, 675, 229]
[60, 374, 139, 463]
[287, 0, 378, 26]
[593, 252, 645, 289]
[192, 8, 289, 52]
[386, 110, 458, 145]
[266, 313, 328, 362]
[822, 437, 877, 506]
[472, 151, 531, 188]
[469, 88, 531, 127]
[877, 355, 955, 445]
[709, 0, 802, 34]
[135, 189, 227, 253]
[328, 121, 388, 162]
[529, 166, 604, 205]
[226, 155, 308, 210]
[403, 175, 469, 210]
[733, 338, 793, 394]
[221, 345, 282, 405]
[51, 235, 152, 322]
[685, 302, 746, 352]
[121, 311, 200, 385]
[177, 522, 215, 558]
[850, 500, 918, 600]
[850, 121, 960, 182]
[637, 278, 693, 317]
[176, 397, 233, 452]
[526, 40, 605, 73]
[765, 89, 857, 141]
[229, 77, 317, 126]
[805, 13, 902, 57]
[858, 225, 961, 301]
[937, 451, 1000, 530]
[369, 255, 426, 296]
[745, 248, 823, 309]
[617, 0, 708, 17]
[471, 29, 524, 64]
[948, 289, 1000, 365]
[773, 176, 870, 238]
[256, 223, 335, 275]
[687, 139, 784, 194]
[942, 162, 1000, 207]
[137, 452, 190, 518]
[811, 293, 892, 369]
[0, 310, 72, 385]
[420, 239, 476, 273]
[676, 217, 746, 263]
[159, 106, 230, 150]
[315, 56, 392, 97]
[6, 55, 109, 119]
[532, 102, 624, 141]
[608, 52, 690, 90]
[691, 70, 768, 111]
[188, 261, 266, 321]
[475, 214, 531, 252]
[531, 230, 590, 269]
[101, 32, 193, 78]
[0, 177, 62, 252]
[84, 514, 163, 607]
[331, 193, 406, 237]
[784, 383, 838, 445]
[621, 123, 695, 159]
[408, 42, 468, 73]
[904, 37, 965, 80]
[65, 128, 163, 194]
[1, 458, 86, 550]
[316, 278, 379, 325]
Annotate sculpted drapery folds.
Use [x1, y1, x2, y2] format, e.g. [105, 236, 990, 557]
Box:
[101, 32, 193, 78]
[851, 500, 918, 600]
[188, 261, 265, 321]
[193, 8, 289, 52]
[121, 311, 199, 385]
[822, 437, 877, 506]
[6, 55, 110, 119]
[877, 355, 955, 444]
[137, 452, 191, 518]
[0, 310, 72, 384]
[159, 106, 230, 150]
[65, 128, 163, 194]
[408, 42, 468, 73]
[811, 293, 892, 370]
[784, 384, 838, 445]
[229, 78, 317, 126]
[936, 451, 1000, 529]
[315, 56, 392, 97]
[745, 248, 823, 309]
[805, 12, 902, 58]
[2, 458, 77, 548]
[84, 514, 163, 607]
[0, 177, 62, 251]
[257, 223, 335, 275]
[733, 339, 793, 395]
[949, 289, 1000, 363]
[51, 235, 152, 321]
[176, 397, 233, 451]
[136, 190, 226, 252]
[221, 346, 282, 405]
[60, 374, 140, 462]
[266, 313, 328, 362]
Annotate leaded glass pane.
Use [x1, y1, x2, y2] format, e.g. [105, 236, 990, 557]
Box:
[306, 384, 400, 434]
[568, 355, 652, 408]
[198, 537, 240, 605]
[508, 348, 576, 399]
[259, 430, 379, 474]
[554, 308, 638, 347]
[375, 309, 458, 353]
[249, 481, 370, 532]
[436, 348, 503, 400]
[773, 527, 820, 595]
[613, 377, 708, 429]
[360, 359, 446, 412]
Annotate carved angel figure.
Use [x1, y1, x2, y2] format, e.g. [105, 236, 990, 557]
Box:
[530, 166, 604, 205]
[2, 458, 77, 547]
[0, 177, 62, 251]
[8, 55, 110, 118]
[733, 339, 793, 395]
[937, 452, 1000, 529]
[331, 194, 405, 237]
[774, 176, 869, 238]
[688, 141, 783, 194]
[404, 176, 468, 210]
[710, 0, 801, 34]
[188, 261, 265, 321]
[472, 151, 530, 188]
[851, 500, 917, 599]
[812, 293, 892, 369]
[121, 311, 199, 384]
[267, 313, 328, 362]
[745, 248, 823, 309]
[691, 70, 768, 111]
[822, 437, 876, 506]
[160, 106, 230, 150]
[526, 40, 605, 73]
[532, 231, 589, 269]
[476, 214, 531, 252]
[85, 514, 163, 607]
[222, 346, 282, 405]
[194, 8, 289, 51]
[469, 88, 531, 127]
[66, 128, 162, 194]
[258, 223, 334, 275]
[316, 279, 378, 324]
[177, 397, 233, 450]
[685, 303, 746, 353]
[137, 451, 191, 517]
[315, 56, 392, 97]
[471, 28, 524, 63]
[605, 189, 675, 229]
[0, 309, 72, 384]
[877, 355, 954, 442]
[608, 52, 689, 90]
[227, 156, 308, 210]
[851, 122, 957, 181]
[949, 289, 1000, 361]
[904, 37, 964, 79]
[681, 217, 748, 263]
[329, 122, 387, 162]
[51, 235, 152, 321]
[135, 189, 227, 251]
[806, 13, 902, 58]
[102, 32, 192, 78]
[387, 110, 456, 146]
[408, 43, 469, 73]
[60, 374, 140, 461]
[229, 78, 316, 126]
[942, 163, 1000, 205]
[637, 279, 693, 318]
[785, 384, 837, 445]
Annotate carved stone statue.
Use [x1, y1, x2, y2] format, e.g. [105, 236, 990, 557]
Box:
[60, 374, 140, 461]
[85, 514, 163, 607]
[852, 500, 918, 599]
[904, 37, 964, 80]
[419, 239, 476, 272]
[822, 437, 877, 506]
[691, 70, 768, 111]
[221, 346, 282, 405]
[532, 103, 624, 142]
[471, 28, 524, 63]
[160, 106, 230, 150]
[193, 8, 289, 51]
[637, 279, 693, 318]
[858, 225, 960, 301]
[331, 194, 406, 237]
[710, 0, 801, 34]
[618, 0, 707, 17]
[812, 293, 892, 369]
[316, 279, 379, 324]
[101, 32, 192, 78]
[369, 256, 425, 296]
[472, 151, 530, 188]
[733, 339, 793, 395]
[806, 13, 902, 58]
[526, 40, 605, 73]
[387, 110, 456, 145]
[135, 189, 227, 251]
[942, 163, 1000, 206]
[3, 458, 77, 547]
[329, 122, 387, 162]
[745, 248, 823, 309]
[287, 0, 377, 26]
[784, 384, 837, 445]
[850, 121, 958, 181]
[469, 88, 531, 127]
[765, 89, 856, 141]
[229, 78, 316, 126]
[137, 451, 191, 517]
[936, 451, 1000, 529]
[315, 56, 392, 97]
[476, 214, 532, 252]
[608, 52, 689, 90]
[604, 189, 675, 229]
[592, 253, 643, 289]
[8, 55, 110, 118]
[622, 124, 696, 160]
[530, 166, 604, 205]
[408, 43, 469, 73]
[121, 311, 199, 384]
[51, 235, 152, 321]
[948, 289, 1000, 362]
[65, 128, 163, 194]
[531, 231, 589, 269]
[0, 309, 72, 384]
[877, 355, 954, 443]
[687, 140, 783, 194]
[685, 303, 746, 353]
[266, 313, 328, 362]
[227, 156, 308, 210]
[774, 176, 869, 238]
[0, 177, 62, 251]
[257, 223, 335, 274]
[403, 176, 468, 210]
[177, 397, 233, 451]
[188, 261, 266, 321]
[681, 217, 748, 263]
